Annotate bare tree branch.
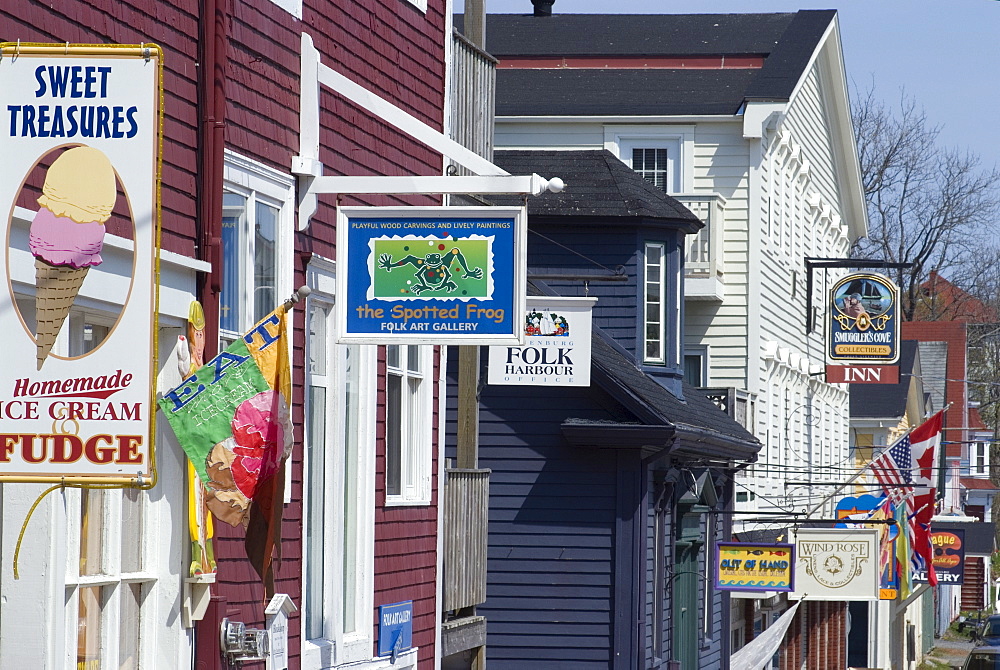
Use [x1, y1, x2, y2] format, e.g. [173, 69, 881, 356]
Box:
[851, 86, 1000, 319]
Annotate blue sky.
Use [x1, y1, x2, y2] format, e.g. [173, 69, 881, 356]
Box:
[454, 0, 1000, 170]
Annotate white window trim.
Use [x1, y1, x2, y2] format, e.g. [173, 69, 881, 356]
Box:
[385, 345, 433, 506]
[265, 0, 301, 19]
[644, 242, 667, 365]
[684, 346, 709, 387]
[302, 256, 377, 667]
[970, 440, 989, 477]
[604, 124, 695, 194]
[221, 150, 295, 340]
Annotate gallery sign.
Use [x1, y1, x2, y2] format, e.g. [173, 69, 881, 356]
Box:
[914, 528, 965, 584]
[378, 600, 413, 658]
[336, 206, 526, 344]
[789, 528, 880, 601]
[828, 273, 899, 364]
[715, 542, 794, 592]
[487, 296, 596, 387]
[0, 43, 162, 481]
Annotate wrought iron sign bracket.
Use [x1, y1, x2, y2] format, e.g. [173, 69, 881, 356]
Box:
[803, 257, 912, 334]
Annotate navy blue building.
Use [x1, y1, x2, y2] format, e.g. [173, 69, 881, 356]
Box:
[447, 151, 760, 669]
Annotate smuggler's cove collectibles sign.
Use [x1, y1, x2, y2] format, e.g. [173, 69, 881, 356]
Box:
[336, 206, 526, 344]
[828, 272, 899, 364]
[790, 528, 880, 601]
[0, 43, 162, 481]
[487, 296, 596, 386]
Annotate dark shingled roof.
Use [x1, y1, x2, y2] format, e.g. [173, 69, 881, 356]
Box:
[849, 340, 918, 418]
[491, 149, 702, 227]
[590, 327, 760, 455]
[458, 10, 836, 116]
[496, 68, 758, 117]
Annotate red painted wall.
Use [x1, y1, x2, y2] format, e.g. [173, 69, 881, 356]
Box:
[3, 0, 201, 258]
[3, 0, 448, 666]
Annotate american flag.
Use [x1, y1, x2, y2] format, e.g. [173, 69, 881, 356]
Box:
[867, 411, 945, 586]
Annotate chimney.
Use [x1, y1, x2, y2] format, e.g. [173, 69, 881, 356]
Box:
[532, 0, 554, 16]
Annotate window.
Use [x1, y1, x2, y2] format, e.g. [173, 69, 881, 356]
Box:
[645, 243, 666, 364]
[303, 271, 377, 666]
[63, 310, 154, 669]
[68, 482, 152, 670]
[604, 125, 693, 194]
[220, 152, 292, 344]
[385, 345, 432, 504]
[970, 440, 989, 476]
[632, 148, 670, 191]
[684, 348, 708, 387]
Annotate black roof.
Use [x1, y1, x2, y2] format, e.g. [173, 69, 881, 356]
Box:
[492, 149, 702, 228]
[458, 10, 836, 116]
[590, 326, 760, 458]
[849, 340, 918, 418]
[496, 68, 758, 117]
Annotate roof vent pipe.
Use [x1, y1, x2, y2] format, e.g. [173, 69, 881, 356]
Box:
[532, 0, 554, 16]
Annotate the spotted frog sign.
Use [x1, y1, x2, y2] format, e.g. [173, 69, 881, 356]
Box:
[336, 206, 526, 344]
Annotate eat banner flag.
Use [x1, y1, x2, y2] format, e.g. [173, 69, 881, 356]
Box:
[159, 307, 292, 596]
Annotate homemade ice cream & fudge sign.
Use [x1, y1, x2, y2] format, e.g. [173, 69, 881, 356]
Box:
[0, 43, 161, 481]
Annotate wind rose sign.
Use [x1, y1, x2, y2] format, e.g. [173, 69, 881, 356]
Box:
[0, 43, 162, 482]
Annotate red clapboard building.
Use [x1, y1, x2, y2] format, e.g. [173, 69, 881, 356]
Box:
[0, 1, 453, 668]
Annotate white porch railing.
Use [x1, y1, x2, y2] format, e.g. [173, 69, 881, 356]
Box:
[675, 194, 724, 279]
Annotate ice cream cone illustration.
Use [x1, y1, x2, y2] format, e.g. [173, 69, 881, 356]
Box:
[29, 146, 116, 370]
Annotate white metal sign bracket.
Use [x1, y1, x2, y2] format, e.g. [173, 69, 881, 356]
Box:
[292, 33, 562, 230]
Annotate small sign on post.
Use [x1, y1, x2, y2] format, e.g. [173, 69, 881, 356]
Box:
[378, 600, 413, 659]
[715, 542, 795, 592]
[264, 594, 297, 670]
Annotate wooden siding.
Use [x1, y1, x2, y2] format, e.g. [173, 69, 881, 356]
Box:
[745, 59, 852, 514]
[527, 226, 642, 358]
[5, 0, 450, 666]
[373, 346, 441, 666]
[3, 0, 201, 258]
[443, 468, 489, 610]
[462, 374, 630, 668]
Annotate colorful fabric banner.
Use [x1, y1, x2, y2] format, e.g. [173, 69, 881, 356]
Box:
[870, 411, 944, 586]
[158, 307, 292, 594]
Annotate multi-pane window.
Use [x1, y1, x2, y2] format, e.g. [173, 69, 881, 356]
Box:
[385, 344, 432, 503]
[220, 152, 292, 343]
[644, 243, 666, 364]
[632, 148, 670, 191]
[69, 479, 151, 670]
[304, 288, 375, 665]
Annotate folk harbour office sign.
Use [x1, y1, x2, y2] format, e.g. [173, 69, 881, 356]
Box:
[487, 296, 596, 387]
